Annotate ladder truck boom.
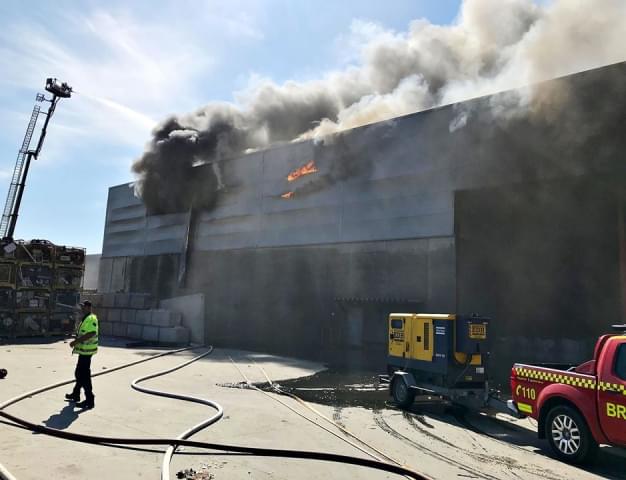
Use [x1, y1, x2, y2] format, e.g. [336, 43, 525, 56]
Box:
[0, 78, 72, 240]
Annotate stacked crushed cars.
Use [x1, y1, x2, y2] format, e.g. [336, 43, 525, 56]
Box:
[0, 239, 85, 338]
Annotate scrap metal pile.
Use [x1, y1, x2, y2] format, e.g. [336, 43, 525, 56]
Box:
[0, 239, 85, 337]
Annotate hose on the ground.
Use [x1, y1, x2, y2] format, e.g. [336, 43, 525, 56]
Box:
[0, 345, 198, 411]
[0, 462, 17, 480]
[130, 346, 223, 480]
[238, 356, 419, 480]
[0, 345, 200, 480]
[0, 345, 427, 480]
[242, 356, 406, 466]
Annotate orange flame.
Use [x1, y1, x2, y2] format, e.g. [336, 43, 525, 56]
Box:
[287, 160, 318, 182]
[281, 191, 295, 199]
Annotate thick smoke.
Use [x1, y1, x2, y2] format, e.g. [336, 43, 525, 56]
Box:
[133, 0, 626, 214]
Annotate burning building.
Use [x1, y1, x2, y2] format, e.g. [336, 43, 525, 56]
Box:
[98, 61, 626, 384]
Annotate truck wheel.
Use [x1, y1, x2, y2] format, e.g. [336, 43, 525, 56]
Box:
[391, 376, 415, 408]
[545, 405, 597, 464]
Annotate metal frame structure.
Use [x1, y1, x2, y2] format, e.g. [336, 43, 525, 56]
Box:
[0, 78, 72, 240]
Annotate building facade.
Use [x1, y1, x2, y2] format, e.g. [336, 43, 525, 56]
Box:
[99, 62, 626, 386]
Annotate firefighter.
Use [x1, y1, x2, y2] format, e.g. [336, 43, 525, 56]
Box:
[65, 300, 98, 409]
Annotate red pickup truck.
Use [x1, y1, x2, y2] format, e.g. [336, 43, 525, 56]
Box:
[510, 327, 626, 464]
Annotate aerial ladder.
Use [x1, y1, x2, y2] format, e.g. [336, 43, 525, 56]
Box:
[0, 78, 72, 241]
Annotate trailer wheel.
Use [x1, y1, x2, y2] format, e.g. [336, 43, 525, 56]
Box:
[545, 405, 597, 464]
[391, 376, 415, 408]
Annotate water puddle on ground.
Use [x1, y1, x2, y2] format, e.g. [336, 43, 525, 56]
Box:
[277, 370, 389, 409]
[276, 369, 451, 413]
[219, 369, 448, 411]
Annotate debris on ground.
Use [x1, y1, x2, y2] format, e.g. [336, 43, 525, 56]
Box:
[176, 468, 214, 479]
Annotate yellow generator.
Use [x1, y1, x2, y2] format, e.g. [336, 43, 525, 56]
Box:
[384, 313, 490, 407]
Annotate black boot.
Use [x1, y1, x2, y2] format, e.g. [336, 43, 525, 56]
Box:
[65, 393, 79, 402]
[76, 397, 94, 410]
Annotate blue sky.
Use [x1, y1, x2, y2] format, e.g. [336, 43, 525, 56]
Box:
[0, 1, 462, 253]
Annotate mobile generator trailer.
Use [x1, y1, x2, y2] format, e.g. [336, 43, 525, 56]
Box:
[381, 313, 517, 415]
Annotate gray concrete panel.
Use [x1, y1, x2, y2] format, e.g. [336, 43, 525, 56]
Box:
[160, 293, 205, 344]
[194, 232, 261, 251]
[340, 212, 453, 242]
[98, 258, 114, 293]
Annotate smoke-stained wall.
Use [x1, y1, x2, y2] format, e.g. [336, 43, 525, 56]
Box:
[99, 63, 626, 382]
[457, 177, 624, 384]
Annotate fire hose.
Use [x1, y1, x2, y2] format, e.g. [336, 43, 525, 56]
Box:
[0, 345, 427, 480]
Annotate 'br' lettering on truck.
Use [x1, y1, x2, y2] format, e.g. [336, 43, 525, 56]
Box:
[606, 402, 626, 420]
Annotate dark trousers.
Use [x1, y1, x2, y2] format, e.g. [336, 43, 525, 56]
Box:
[71, 354, 94, 401]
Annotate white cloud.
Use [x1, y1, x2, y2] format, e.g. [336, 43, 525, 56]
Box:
[0, 4, 251, 157]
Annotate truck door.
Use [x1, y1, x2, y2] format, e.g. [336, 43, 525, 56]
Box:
[598, 337, 626, 445]
[389, 316, 410, 358]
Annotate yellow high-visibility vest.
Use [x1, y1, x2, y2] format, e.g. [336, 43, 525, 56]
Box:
[73, 313, 98, 355]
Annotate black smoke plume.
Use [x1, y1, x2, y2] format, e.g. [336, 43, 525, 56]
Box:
[132, 0, 626, 214]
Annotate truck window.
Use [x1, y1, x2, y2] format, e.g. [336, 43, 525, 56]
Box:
[615, 343, 626, 381]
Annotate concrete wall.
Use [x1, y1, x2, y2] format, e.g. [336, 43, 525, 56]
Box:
[456, 177, 625, 386]
[98, 63, 626, 382]
[83, 254, 100, 290]
[102, 63, 626, 259]
[190, 236, 455, 363]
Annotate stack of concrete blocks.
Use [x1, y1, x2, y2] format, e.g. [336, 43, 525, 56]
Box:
[80, 292, 190, 344]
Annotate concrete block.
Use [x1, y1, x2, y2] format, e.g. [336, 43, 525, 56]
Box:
[135, 310, 152, 325]
[99, 321, 112, 336]
[160, 293, 205, 344]
[82, 293, 104, 307]
[80, 293, 94, 304]
[121, 309, 136, 324]
[170, 311, 182, 326]
[114, 293, 131, 308]
[142, 325, 159, 342]
[93, 293, 104, 307]
[103, 293, 115, 308]
[113, 322, 127, 337]
[150, 309, 181, 327]
[127, 323, 142, 339]
[96, 308, 108, 323]
[130, 293, 153, 309]
[158, 326, 190, 344]
[108, 308, 121, 322]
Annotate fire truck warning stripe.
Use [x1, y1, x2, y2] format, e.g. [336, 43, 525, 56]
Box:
[517, 402, 533, 414]
[514, 367, 597, 390]
[599, 382, 626, 395]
